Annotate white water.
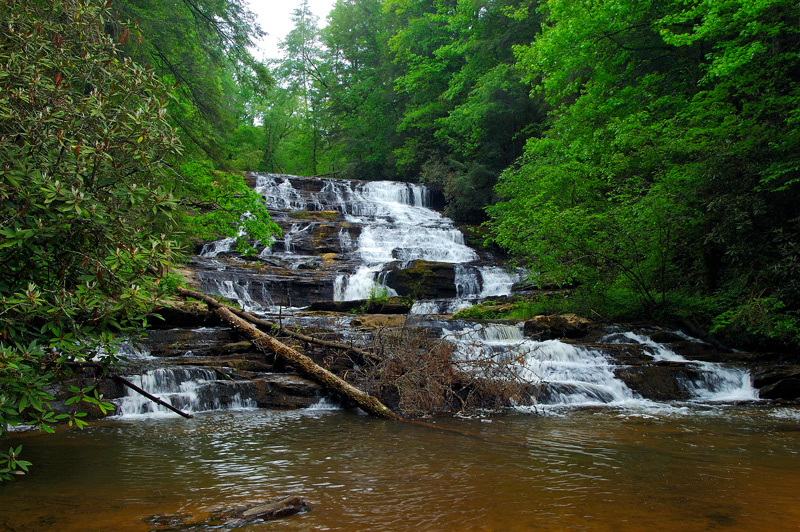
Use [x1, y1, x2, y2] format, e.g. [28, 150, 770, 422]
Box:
[444, 323, 641, 407]
[442, 323, 756, 407]
[335, 182, 478, 299]
[605, 331, 758, 402]
[200, 236, 237, 258]
[192, 174, 757, 409]
[114, 368, 255, 418]
[478, 266, 523, 297]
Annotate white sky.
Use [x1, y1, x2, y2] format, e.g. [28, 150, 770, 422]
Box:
[246, 0, 336, 60]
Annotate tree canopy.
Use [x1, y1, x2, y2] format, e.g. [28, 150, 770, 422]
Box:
[0, 0, 277, 478]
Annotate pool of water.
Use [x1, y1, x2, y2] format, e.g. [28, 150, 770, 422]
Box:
[2, 405, 800, 531]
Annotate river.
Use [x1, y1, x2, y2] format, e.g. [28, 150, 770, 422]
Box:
[2, 175, 798, 530]
[2, 405, 800, 531]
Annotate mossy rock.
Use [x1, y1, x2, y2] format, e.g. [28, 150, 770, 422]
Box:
[383, 260, 457, 299]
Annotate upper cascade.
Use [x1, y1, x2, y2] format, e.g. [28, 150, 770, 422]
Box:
[197, 174, 521, 308]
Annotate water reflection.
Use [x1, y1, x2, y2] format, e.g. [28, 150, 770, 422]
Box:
[1, 406, 799, 531]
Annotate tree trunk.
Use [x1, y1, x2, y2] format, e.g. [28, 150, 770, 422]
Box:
[177, 288, 399, 420]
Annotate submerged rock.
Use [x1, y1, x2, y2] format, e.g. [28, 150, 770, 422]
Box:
[147, 495, 311, 530]
[235, 495, 311, 522]
[207, 495, 311, 527]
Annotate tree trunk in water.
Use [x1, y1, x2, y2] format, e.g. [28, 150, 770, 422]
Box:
[177, 288, 399, 420]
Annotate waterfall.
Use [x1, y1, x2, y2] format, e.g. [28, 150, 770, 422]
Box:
[605, 331, 758, 402]
[114, 368, 256, 418]
[443, 323, 641, 407]
[189, 174, 757, 408]
[479, 266, 523, 297]
[200, 236, 237, 258]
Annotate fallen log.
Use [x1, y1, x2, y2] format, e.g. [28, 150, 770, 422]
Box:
[178, 288, 376, 361]
[177, 288, 399, 420]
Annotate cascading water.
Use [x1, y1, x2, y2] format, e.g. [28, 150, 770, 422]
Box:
[440, 322, 757, 408]
[114, 367, 256, 418]
[443, 323, 641, 407]
[604, 331, 758, 402]
[191, 173, 758, 409]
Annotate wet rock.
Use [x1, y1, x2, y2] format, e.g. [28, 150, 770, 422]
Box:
[148, 496, 311, 530]
[148, 302, 223, 329]
[351, 315, 408, 329]
[752, 366, 800, 400]
[666, 340, 754, 364]
[209, 340, 254, 356]
[144, 328, 240, 357]
[614, 364, 699, 401]
[383, 260, 458, 299]
[308, 298, 412, 314]
[758, 378, 800, 400]
[251, 375, 323, 408]
[648, 331, 685, 344]
[235, 495, 311, 522]
[523, 314, 592, 339]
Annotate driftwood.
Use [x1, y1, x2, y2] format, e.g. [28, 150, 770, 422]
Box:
[112, 375, 194, 419]
[178, 288, 376, 361]
[177, 288, 399, 420]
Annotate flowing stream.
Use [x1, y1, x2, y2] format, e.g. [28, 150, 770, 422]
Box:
[1, 175, 795, 531]
[3, 407, 800, 531]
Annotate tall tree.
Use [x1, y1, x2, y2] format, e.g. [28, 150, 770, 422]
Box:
[276, 0, 332, 175]
[489, 0, 800, 343]
[114, 0, 271, 166]
[323, 0, 402, 180]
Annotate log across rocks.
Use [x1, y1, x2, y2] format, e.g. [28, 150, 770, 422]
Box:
[177, 288, 399, 420]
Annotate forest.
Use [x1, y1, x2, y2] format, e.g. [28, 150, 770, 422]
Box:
[1, 0, 799, 477]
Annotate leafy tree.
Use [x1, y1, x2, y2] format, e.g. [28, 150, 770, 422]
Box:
[489, 0, 800, 340]
[379, 0, 543, 221]
[0, 0, 183, 477]
[275, 0, 333, 175]
[323, 0, 402, 180]
[114, 0, 272, 166]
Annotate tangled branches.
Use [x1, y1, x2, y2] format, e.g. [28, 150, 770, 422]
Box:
[343, 324, 540, 418]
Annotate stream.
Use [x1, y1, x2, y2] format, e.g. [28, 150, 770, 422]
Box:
[1, 174, 798, 531]
[3, 407, 800, 531]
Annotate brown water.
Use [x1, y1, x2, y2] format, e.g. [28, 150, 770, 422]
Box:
[1, 405, 799, 532]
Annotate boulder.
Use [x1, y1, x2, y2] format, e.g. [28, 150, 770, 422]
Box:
[251, 375, 323, 408]
[751, 366, 800, 400]
[648, 330, 685, 343]
[758, 378, 800, 400]
[383, 260, 457, 299]
[523, 314, 592, 339]
[613, 363, 699, 401]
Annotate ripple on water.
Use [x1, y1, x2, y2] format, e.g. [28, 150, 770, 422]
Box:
[2, 407, 800, 532]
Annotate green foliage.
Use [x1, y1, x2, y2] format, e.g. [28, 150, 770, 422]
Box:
[711, 297, 800, 350]
[0, 0, 184, 476]
[368, 283, 391, 304]
[115, 0, 271, 166]
[453, 294, 578, 320]
[176, 163, 280, 255]
[0, 445, 31, 481]
[489, 0, 800, 346]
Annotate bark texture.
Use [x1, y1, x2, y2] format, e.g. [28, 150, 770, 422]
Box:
[177, 288, 399, 420]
